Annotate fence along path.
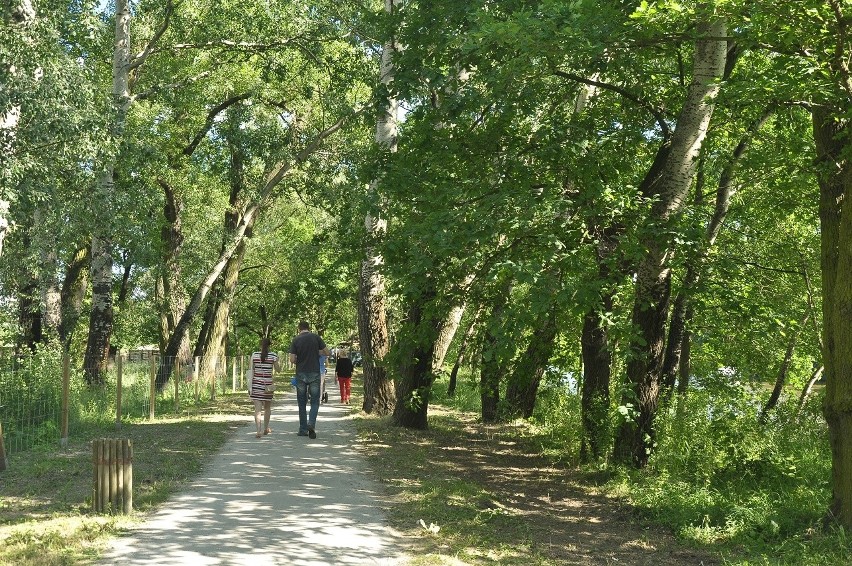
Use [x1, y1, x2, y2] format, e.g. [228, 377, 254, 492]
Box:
[0, 351, 253, 458]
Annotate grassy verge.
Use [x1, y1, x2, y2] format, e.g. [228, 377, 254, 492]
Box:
[0, 391, 250, 566]
[353, 380, 722, 565]
[3, 372, 850, 565]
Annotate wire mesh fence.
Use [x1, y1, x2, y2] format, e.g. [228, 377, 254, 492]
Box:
[0, 350, 253, 458]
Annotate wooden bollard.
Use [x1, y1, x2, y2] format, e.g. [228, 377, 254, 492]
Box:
[92, 438, 133, 513]
[0, 420, 7, 472]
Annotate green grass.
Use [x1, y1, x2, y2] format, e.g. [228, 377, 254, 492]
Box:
[0, 390, 250, 566]
[3, 368, 851, 565]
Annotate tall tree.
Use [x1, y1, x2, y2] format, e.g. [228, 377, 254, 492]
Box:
[83, 0, 134, 384]
[359, 0, 397, 415]
[614, 14, 728, 467]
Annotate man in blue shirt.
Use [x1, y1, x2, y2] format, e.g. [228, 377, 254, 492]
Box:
[289, 320, 331, 438]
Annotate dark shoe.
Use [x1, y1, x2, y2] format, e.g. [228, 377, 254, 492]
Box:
[308, 426, 316, 439]
[321, 392, 328, 403]
[297, 431, 309, 437]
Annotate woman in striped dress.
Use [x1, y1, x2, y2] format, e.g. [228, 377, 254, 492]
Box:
[249, 338, 282, 438]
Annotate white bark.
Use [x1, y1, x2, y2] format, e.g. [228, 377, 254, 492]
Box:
[358, 0, 397, 413]
[84, 0, 131, 378]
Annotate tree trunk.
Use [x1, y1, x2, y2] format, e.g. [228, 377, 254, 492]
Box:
[614, 16, 727, 467]
[108, 257, 133, 359]
[196, 127, 251, 378]
[157, 180, 191, 366]
[662, 110, 772, 397]
[392, 290, 438, 430]
[432, 302, 465, 375]
[448, 311, 480, 397]
[504, 308, 557, 419]
[83, 0, 131, 385]
[359, 0, 397, 415]
[796, 365, 824, 417]
[676, 303, 694, 397]
[83, 236, 114, 385]
[16, 271, 41, 355]
[579, 219, 624, 462]
[581, 301, 614, 462]
[759, 314, 809, 423]
[812, 106, 852, 528]
[59, 246, 89, 350]
[480, 282, 512, 423]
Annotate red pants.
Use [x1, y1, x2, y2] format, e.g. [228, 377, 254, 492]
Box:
[337, 377, 351, 402]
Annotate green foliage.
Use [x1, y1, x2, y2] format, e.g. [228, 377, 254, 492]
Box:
[613, 383, 834, 561]
[528, 369, 583, 461]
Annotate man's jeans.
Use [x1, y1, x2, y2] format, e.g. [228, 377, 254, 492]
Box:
[295, 372, 321, 433]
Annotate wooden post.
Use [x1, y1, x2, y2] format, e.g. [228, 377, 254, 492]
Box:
[148, 356, 156, 420]
[0, 420, 7, 472]
[123, 439, 133, 513]
[174, 360, 180, 412]
[108, 439, 118, 506]
[101, 440, 110, 510]
[115, 354, 123, 430]
[92, 439, 100, 511]
[194, 356, 200, 402]
[211, 355, 217, 401]
[116, 438, 125, 508]
[232, 356, 237, 393]
[60, 353, 70, 448]
[92, 438, 133, 513]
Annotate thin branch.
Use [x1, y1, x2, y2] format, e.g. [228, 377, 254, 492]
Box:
[184, 93, 252, 157]
[157, 37, 306, 54]
[134, 70, 214, 101]
[129, 0, 175, 73]
[553, 69, 671, 139]
[725, 258, 804, 276]
[259, 105, 368, 200]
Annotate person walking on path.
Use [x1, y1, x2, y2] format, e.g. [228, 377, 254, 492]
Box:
[289, 320, 331, 438]
[335, 349, 354, 405]
[249, 337, 282, 438]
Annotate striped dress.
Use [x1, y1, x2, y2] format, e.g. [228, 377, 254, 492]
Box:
[249, 351, 278, 401]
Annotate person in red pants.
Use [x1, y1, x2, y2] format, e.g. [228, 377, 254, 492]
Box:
[335, 350, 354, 405]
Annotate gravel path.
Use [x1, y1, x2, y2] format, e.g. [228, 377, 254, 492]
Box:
[98, 384, 407, 565]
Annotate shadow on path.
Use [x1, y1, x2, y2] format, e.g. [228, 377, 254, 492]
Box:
[99, 384, 406, 566]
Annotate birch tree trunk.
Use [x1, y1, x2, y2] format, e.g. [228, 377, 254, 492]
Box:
[358, 0, 397, 415]
[83, 0, 131, 384]
[432, 302, 466, 375]
[614, 17, 727, 467]
[448, 309, 481, 397]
